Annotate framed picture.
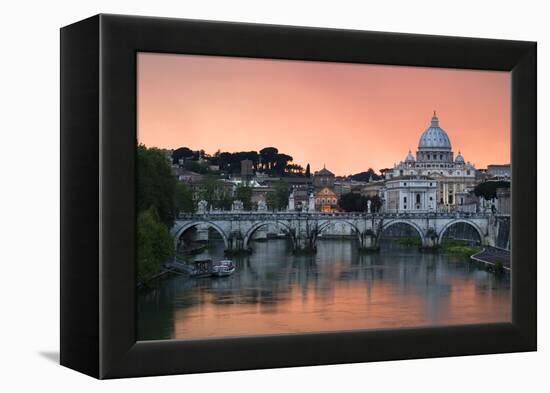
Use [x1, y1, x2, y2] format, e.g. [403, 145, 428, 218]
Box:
[60, 14, 536, 379]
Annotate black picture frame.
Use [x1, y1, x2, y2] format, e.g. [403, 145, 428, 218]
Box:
[60, 14, 536, 379]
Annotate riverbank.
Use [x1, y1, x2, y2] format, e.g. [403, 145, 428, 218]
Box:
[393, 237, 482, 257]
[471, 247, 510, 272]
[439, 239, 482, 257]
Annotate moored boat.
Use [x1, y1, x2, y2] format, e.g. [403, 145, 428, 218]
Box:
[189, 259, 213, 278]
[211, 260, 236, 277]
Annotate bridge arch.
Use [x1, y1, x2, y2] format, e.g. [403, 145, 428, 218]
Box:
[317, 220, 362, 242]
[438, 219, 484, 245]
[380, 219, 426, 245]
[173, 221, 229, 249]
[243, 221, 292, 250]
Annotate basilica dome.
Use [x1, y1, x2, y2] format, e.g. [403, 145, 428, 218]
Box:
[418, 112, 452, 151]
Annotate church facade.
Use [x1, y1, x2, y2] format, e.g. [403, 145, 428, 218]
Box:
[385, 112, 477, 210]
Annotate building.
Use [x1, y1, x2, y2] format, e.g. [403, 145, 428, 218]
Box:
[174, 168, 204, 184]
[315, 187, 339, 213]
[455, 189, 479, 213]
[241, 159, 254, 179]
[387, 112, 477, 209]
[334, 180, 352, 197]
[496, 187, 511, 214]
[487, 164, 511, 179]
[250, 185, 274, 208]
[383, 176, 437, 213]
[313, 166, 335, 190]
[290, 185, 311, 211]
[361, 180, 385, 198]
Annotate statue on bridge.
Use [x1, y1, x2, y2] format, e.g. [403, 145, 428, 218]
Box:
[257, 199, 268, 212]
[196, 200, 208, 214]
[307, 193, 315, 212]
[287, 191, 295, 212]
[232, 200, 244, 212]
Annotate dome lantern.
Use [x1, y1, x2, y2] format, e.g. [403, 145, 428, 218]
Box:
[431, 110, 439, 127]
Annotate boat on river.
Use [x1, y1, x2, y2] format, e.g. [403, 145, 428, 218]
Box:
[189, 259, 213, 278]
[211, 260, 236, 277]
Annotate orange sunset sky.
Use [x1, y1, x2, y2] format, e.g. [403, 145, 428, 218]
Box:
[137, 52, 510, 176]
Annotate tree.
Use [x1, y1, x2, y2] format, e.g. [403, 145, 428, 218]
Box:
[259, 147, 278, 170]
[137, 207, 173, 283]
[174, 182, 194, 214]
[235, 184, 253, 210]
[473, 181, 510, 200]
[285, 163, 304, 176]
[348, 168, 383, 182]
[172, 146, 195, 164]
[266, 192, 278, 211]
[368, 195, 382, 212]
[184, 160, 210, 174]
[338, 193, 365, 212]
[266, 181, 289, 210]
[338, 193, 381, 212]
[274, 153, 293, 175]
[217, 192, 233, 211]
[305, 163, 311, 178]
[137, 144, 177, 227]
[197, 175, 220, 206]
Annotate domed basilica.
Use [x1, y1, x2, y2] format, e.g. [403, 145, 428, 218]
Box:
[386, 112, 477, 209]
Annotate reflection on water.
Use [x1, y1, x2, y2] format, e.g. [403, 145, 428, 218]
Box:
[138, 239, 510, 341]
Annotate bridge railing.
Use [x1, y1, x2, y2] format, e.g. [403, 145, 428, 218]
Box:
[176, 211, 494, 221]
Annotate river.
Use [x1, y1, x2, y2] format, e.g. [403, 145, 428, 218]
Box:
[138, 238, 510, 341]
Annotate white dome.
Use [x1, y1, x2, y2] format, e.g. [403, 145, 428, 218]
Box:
[455, 152, 465, 163]
[405, 150, 415, 162]
[418, 112, 452, 150]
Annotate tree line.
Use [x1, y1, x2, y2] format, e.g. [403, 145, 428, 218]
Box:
[338, 193, 383, 213]
[173, 146, 310, 177]
[473, 180, 510, 200]
[137, 145, 194, 283]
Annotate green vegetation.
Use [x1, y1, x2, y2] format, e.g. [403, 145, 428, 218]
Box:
[137, 145, 176, 227]
[440, 239, 482, 257]
[395, 237, 422, 247]
[491, 262, 506, 274]
[137, 144, 178, 283]
[171, 146, 195, 164]
[197, 174, 220, 207]
[137, 207, 173, 283]
[338, 193, 382, 213]
[235, 184, 253, 210]
[266, 180, 289, 210]
[174, 182, 195, 214]
[347, 168, 383, 182]
[473, 180, 510, 200]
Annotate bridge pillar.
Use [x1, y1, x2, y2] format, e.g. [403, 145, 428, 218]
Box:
[358, 231, 379, 252]
[289, 229, 317, 254]
[225, 230, 249, 255]
[422, 236, 438, 249]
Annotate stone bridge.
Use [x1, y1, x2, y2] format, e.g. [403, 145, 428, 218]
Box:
[171, 211, 508, 254]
